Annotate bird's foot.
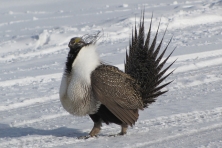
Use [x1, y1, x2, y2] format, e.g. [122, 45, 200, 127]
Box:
[78, 135, 98, 139]
[109, 123, 128, 137]
[108, 131, 126, 137]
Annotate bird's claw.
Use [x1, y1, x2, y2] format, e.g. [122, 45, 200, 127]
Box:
[108, 132, 126, 137]
[78, 135, 98, 139]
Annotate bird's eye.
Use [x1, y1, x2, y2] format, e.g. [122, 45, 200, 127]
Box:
[71, 40, 75, 44]
[70, 38, 82, 45]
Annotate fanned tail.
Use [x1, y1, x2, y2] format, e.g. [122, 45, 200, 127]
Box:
[125, 12, 175, 108]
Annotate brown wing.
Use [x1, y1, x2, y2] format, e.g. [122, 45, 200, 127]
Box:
[91, 65, 143, 126]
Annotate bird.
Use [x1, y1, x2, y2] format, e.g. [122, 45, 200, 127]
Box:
[59, 13, 175, 138]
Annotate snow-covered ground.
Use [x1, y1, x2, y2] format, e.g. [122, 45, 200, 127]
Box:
[1, 0, 222, 147]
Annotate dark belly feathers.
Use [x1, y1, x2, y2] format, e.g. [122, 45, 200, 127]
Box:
[89, 104, 123, 125]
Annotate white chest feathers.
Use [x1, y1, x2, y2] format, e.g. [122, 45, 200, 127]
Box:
[59, 45, 101, 116]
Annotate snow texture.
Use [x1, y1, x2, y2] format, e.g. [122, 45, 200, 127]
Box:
[0, 0, 222, 147]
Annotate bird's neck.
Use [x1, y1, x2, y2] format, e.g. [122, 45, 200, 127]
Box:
[65, 51, 79, 74]
[70, 45, 100, 84]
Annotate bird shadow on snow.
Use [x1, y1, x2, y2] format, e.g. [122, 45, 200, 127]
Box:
[0, 123, 86, 138]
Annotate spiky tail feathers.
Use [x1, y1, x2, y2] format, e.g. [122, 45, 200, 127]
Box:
[125, 13, 176, 108]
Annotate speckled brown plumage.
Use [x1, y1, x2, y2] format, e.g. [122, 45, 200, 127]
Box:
[91, 65, 143, 126]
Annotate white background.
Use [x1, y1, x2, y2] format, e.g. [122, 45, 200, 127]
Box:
[0, 0, 222, 147]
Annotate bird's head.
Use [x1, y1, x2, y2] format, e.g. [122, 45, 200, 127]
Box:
[68, 31, 101, 52]
[68, 37, 87, 50]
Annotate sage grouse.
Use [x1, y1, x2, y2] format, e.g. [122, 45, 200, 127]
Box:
[59, 14, 175, 138]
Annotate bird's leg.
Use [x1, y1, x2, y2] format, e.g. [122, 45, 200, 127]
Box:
[78, 120, 102, 139]
[119, 123, 128, 135]
[89, 119, 102, 137]
[109, 123, 128, 137]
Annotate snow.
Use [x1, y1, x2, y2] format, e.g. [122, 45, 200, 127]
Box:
[0, 0, 222, 147]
